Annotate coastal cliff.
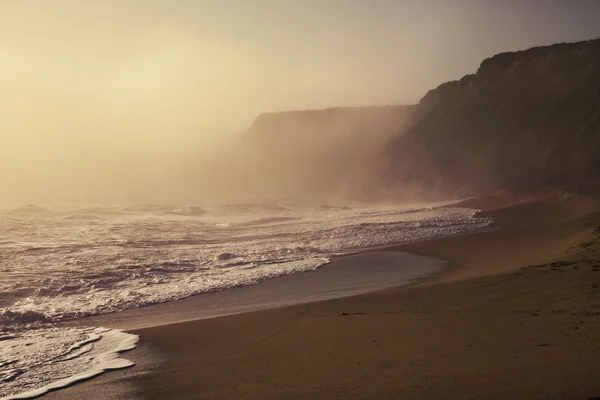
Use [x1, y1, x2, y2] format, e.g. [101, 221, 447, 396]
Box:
[242, 105, 415, 198]
[246, 106, 414, 148]
[378, 39, 600, 199]
[242, 39, 600, 201]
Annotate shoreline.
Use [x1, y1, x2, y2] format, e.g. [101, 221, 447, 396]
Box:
[38, 249, 450, 400]
[14, 201, 480, 400]
[60, 199, 486, 332]
[44, 192, 600, 399]
[75, 250, 448, 331]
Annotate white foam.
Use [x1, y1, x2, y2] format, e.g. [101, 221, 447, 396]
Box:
[0, 327, 138, 400]
[1, 204, 490, 325]
[0, 201, 491, 398]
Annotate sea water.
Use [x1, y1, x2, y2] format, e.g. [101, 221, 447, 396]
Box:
[0, 200, 490, 398]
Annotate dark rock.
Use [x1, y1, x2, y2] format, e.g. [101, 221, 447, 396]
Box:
[379, 39, 600, 199]
[216, 253, 237, 261]
[339, 312, 365, 317]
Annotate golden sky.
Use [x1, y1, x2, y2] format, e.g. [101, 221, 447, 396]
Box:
[1, 0, 599, 205]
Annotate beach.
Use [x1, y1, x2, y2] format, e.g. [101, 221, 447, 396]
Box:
[3, 5, 599, 400]
[45, 191, 600, 399]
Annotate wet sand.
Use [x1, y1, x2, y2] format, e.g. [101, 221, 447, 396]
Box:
[46, 191, 600, 400]
[75, 251, 447, 331]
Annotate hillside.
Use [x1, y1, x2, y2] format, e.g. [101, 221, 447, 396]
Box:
[377, 39, 600, 199]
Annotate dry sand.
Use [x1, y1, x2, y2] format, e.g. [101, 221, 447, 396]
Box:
[46, 191, 600, 400]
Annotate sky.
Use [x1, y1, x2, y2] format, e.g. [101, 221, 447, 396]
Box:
[1, 0, 600, 204]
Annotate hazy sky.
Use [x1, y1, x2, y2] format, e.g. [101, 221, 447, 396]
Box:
[1, 0, 600, 204]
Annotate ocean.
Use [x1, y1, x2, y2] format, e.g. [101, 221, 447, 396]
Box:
[0, 200, 490, 399]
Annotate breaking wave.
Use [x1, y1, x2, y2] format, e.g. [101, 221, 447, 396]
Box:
[0, 200, 491, 398]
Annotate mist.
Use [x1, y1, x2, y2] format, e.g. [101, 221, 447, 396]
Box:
[0, 1, 407, 207]
[3, 1, 600, 207]
[0, 2, 309, 206]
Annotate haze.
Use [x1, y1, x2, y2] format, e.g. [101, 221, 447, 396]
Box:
[2, 0, 600, 206]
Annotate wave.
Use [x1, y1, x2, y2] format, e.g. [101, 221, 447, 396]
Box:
[0, 258, 332, 327]
[0, 310, 51, 326]
[0, 327, 138, 400]
[10, 205, 49, 214]
[168, 205, 206, 216]
[319, 204, 352, 211]
[238, 216, 301, 226]
[0, 205, 491, 327]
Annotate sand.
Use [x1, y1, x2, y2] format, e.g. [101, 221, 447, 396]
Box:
[45, 191, 600, 400]
[71, 251, 447, 331]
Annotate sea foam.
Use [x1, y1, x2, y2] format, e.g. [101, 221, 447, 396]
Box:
[0, 327, 138, 399]
[0, 201, 491, 397]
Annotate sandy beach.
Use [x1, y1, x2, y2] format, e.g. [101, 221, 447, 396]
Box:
[3, 6, 599, 400]
[44, 191, 600, 399]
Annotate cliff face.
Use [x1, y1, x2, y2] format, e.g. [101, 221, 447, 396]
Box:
[243, 106, 415, 198]
[379, 39, 600, 199]
[245, 106, 415, 158]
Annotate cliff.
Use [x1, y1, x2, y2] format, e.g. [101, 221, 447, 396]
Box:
[242, 105, 415, 198]
[246, 106, 414, 147]
[378, 39, 600, 199]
